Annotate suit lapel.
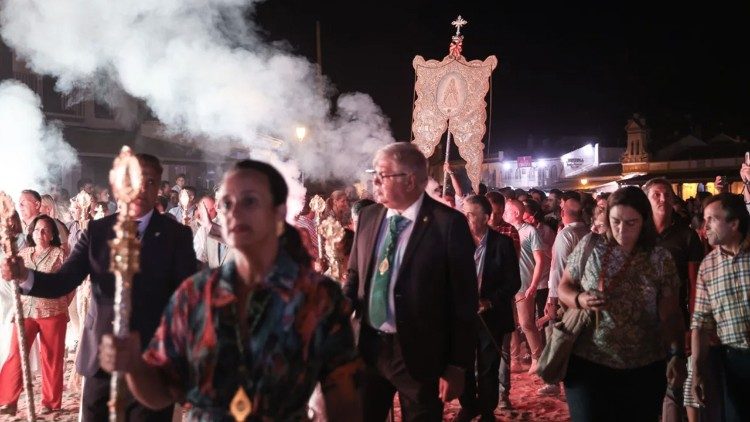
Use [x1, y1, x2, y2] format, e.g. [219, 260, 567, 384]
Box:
[480, 230, 496, 296]
[398, 196, 433, 275]
[140, 210, 164, 255]
[362, 206, 387, 289]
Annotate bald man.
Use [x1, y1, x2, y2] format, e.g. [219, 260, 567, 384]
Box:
[503, 199, 545, 374]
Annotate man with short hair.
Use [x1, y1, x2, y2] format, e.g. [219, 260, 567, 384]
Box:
[503, 199, 546, 374]
[77, 178, 94, 195]
[642, 178, 704, 421]
[168, 186, 197, 228]
[1, 154, 197, 421]
[545, 189, 563, 222]
[345, 142, 478, 421]
[17, 189, 42, 235]
[171, 174, 186, 193]
[485, 192, 520, 255]
[692, 193, 750, 422]
[454, 195, 520, 421]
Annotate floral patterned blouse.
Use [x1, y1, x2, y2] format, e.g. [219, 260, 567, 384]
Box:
[566, 234, 680, 369]
[143, 249, 359, 421]
[18, 246, 73, 319]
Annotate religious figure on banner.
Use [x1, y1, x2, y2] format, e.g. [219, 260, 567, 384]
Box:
[411, 15, 498, 193]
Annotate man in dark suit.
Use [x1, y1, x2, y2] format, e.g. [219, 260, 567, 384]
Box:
[2, 154, 196, 421]
[455, 195, 520, 421]
[344, 142, 478, 421]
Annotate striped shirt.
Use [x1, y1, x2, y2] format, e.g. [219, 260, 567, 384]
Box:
[690, 246, 750, 350]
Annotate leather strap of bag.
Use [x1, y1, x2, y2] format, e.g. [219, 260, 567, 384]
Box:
[579, 233, 599, 278]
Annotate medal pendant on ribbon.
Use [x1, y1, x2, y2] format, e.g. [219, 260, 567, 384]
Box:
[230, 386, 252, 421]
[379, 258, 389, 275]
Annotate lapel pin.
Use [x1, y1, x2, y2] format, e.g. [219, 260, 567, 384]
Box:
[154, 232, 161, 237]
[422, 216, 429, 223]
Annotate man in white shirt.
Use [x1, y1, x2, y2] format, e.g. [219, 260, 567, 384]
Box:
[345, 143, 477, 421]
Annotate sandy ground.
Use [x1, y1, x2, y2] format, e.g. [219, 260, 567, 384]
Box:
[5, 351, 570, 422]
[6, 365, 574, 422]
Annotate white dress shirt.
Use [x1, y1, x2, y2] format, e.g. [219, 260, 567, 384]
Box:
[369, 193, 425, 333]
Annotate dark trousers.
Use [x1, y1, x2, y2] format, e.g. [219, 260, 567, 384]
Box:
[459, 328, 500, 414]
[82, 369, 174, 422]
[563, 355, 666, 422]
[721, 346, 750, 422]
[361, 333, 442, 422]
[497, 333, 512, 398]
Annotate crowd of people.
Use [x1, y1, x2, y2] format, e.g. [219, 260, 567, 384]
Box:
[0, 144, 747, 422]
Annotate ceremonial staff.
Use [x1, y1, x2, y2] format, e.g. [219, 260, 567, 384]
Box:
[107, 147, 142, 422]
[309, 195, 326, 261]
[0, 192, 35, 421]
[440, 17, 466, 197]
[441, 124, 454, 197]
[318, 216, 345, 280]
[73, 189, 93, 231]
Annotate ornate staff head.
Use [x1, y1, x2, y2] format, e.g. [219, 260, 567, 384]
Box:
[449, 15, 467, 58]
[0, 192, 17, 257]
[108, 146, 142, 276]
[318, 216, 346, 280]
[109, 146, 143, 216]
[72, 189, 94, 227]
[309, 195, 326, 217]
[309, 195, 327, 260]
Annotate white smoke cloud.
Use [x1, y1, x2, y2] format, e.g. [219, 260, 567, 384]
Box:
[0, 80, 78, 198]
[0, 0, 395, 216]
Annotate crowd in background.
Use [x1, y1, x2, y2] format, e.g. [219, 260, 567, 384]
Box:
[0, 150, 748, 422]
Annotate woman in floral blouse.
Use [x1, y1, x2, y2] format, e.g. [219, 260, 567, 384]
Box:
[558, 186, 687, 421]
[100, 160, 362, 421]
[0, 214, 71, 415]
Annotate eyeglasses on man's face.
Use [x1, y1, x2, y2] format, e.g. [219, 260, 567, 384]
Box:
[367, 170, 410, 182]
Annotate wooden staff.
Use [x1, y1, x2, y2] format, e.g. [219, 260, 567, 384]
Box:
[0, 192, 35, 421]
[107, 146, 142, 422]
[309, 195, 326, 261]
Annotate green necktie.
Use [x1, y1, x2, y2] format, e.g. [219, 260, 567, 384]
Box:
[369, 215, 410, 329]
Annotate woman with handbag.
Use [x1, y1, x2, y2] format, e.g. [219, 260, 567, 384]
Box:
[558, 186, 687, 421]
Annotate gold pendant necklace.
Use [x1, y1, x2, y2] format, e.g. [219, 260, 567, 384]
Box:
[228, 288, 271, 420]
[230, 386, 252, 421]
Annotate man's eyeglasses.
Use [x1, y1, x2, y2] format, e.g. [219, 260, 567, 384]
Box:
[367, 170, 410, 181]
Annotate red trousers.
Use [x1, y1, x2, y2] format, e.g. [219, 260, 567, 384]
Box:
[0, 313, 68, 409]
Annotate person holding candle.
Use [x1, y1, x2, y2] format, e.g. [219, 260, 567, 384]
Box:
[557, 186, 687, 421]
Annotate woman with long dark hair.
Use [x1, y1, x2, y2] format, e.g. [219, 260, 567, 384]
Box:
[558, 186, 686, 421]
[100, 160, 362, 421]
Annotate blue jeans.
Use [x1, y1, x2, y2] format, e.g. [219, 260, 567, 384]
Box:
[721, 346, 750, 422]
[563, 355, 666, 422]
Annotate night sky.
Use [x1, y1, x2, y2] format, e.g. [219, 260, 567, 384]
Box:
[255, 1, 749, 155]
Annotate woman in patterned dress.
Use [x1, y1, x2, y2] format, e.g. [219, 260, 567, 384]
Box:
[558, 186, 687, 421]
[100, 160, 362, 421]
[0, 214, 72, 415]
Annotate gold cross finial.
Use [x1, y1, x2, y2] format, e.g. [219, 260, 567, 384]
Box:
[452, 15, 468, 35]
